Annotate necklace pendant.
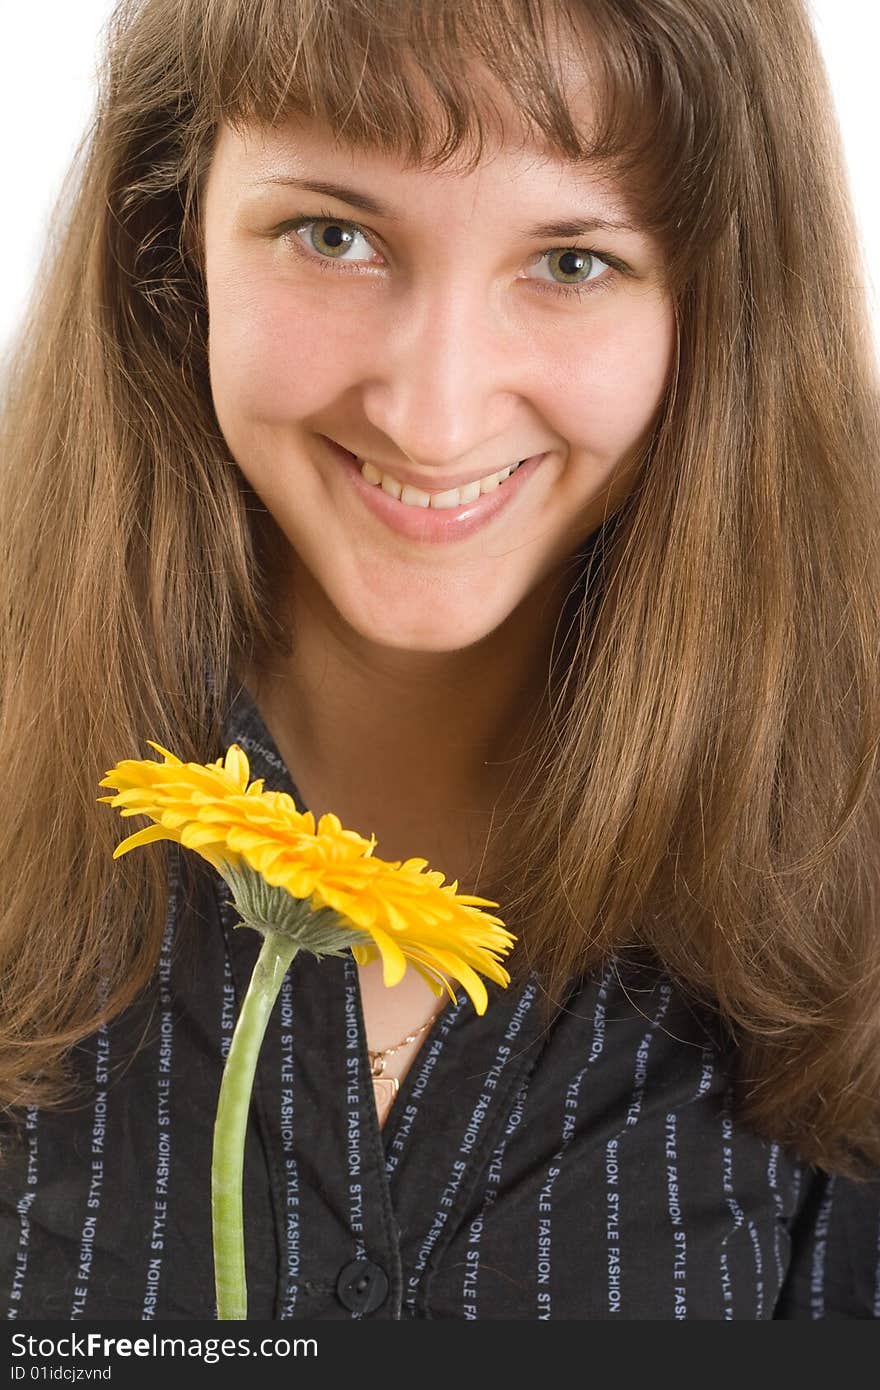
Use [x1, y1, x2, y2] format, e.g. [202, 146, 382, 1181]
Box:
[372, 1075, 399, 1127]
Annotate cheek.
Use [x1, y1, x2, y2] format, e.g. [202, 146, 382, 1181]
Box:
[207, 274, 361, 425]
[549, 299, 675, 461]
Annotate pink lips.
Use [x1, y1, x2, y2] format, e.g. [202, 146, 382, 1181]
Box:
[323, 437, 546, 544]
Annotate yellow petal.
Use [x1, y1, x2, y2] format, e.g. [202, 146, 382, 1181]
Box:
[112, 824, 175, 859]
[153, 809, 194, 830]
[223, 744, 252, 788]
[350, 943, 379, 967]
[425, 949, 489, 1015]
[103, 788, 155, 807]
[400, 857, 430, 874]
[267, 865, 317, 899]
[367, 925, 408, 987]
[382, 897, 413, 933]
[401, 955, 456, 1003]
[180, 823, 228, 851]
[144, 740, 183, 764]
[226, 827, 276, 856]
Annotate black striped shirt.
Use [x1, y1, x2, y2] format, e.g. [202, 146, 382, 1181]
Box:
[2, 681, 879, 1320]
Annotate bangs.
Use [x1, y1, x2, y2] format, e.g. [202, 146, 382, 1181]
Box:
[193, 0, 607, 168]
[179, 0, 739, 295]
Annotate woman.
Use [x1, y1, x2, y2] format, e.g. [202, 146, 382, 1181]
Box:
[1, 0, 879, 1320]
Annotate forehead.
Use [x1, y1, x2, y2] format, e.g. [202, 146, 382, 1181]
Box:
[216, 113, 585, 178]
[211, 75, 620, 215]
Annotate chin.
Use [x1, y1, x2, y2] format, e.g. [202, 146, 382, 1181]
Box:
[345, 606, 504, 655]
[328, 577, 514, 654]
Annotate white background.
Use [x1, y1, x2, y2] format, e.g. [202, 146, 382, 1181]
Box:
[1, 1, 877, 365]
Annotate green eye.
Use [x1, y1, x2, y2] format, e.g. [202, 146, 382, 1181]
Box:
[303, 218, 361, 259]
[545, 248, 598, 287]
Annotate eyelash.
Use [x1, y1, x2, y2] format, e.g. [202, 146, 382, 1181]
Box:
[276, 208, 624, 302]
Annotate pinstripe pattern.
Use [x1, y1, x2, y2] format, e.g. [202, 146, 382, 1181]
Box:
[279, 968, 301, 1318]
[4, 1107, 36, 1319]
[1, 680, 879, 1320]
[142, 900, 177, 1321]
[69, 1017, 110, 1320]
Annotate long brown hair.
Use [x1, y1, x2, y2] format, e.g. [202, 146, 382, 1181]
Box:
[2, 0, 879, 1179]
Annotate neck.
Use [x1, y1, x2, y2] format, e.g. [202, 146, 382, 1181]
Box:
[246, 554, 581, 888]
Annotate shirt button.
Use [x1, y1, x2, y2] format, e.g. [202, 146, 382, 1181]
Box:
[335, 1259, 389, 1314]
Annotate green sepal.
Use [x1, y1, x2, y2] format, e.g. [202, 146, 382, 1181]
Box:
[218, 861, 370, 959]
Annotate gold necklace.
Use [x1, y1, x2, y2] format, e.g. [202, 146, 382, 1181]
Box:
[368, 1016, 436, 1126]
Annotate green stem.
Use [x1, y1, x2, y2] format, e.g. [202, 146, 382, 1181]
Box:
[212, 930, 298, 1320]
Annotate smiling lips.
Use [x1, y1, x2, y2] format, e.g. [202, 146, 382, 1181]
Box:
[326, 437, 547, 545]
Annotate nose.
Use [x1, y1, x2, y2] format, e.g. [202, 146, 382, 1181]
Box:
[358, 279, 522, 470]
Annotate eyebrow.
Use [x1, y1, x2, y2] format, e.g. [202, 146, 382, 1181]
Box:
[252, 175, 638, 238]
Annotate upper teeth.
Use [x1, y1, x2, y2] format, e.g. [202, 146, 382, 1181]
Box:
[359, 459, 523, 509]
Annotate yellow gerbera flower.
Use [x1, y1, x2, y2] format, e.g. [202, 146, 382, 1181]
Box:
[99, 737, 517, 1322]
[98, 740, 515, 1013]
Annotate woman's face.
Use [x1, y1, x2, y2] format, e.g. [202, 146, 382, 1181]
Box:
[202, 109, 675, 652]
